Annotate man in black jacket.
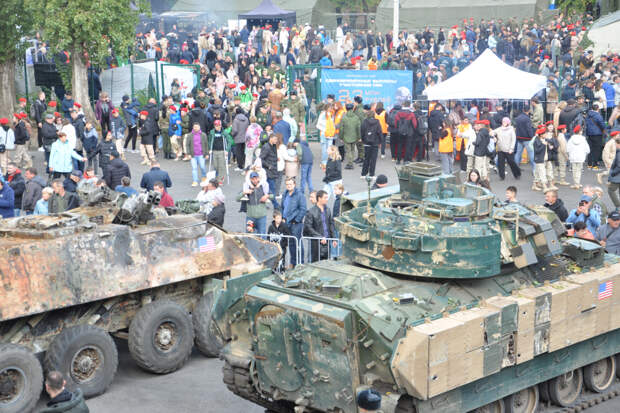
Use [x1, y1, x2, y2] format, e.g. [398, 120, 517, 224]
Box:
[138, 111, 156, 165]
[104, 150, 131, 189]
[473, 120, 491, 180]
[33, 91, 47, 148]
[544, 189, 569, 222]
[513, 107, 535, 172]
[303, 190, 337, 262]
[49, 179, 80, 213]
[41, 114, 58, 175]
[144, 98, 160, 154]
[260, 133, 280, 209]
[40, 371, 89, 413]
[140, 162, 172, 191]
[22, 167, 46, 214]
[361, 105, 382, 178]
[12, 113, 31, 169]
[5, 163, 26, 216]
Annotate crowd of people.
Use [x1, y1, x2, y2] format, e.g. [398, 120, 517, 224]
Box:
[1, 9, 618, 268]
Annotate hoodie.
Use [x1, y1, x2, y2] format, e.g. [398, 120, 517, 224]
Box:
[544, 198, 569, 222]
[231, 113, 250, 144]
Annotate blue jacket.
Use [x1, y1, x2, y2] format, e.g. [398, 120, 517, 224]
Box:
[282, 188, 307, 224]
[602, 82, 615, 108]
[61, 98, 74, 118]
[274, 120, 291, 144]
[514, 112, 534, 140]
[49, 139, 83, 173]
[585, 110, 606, 136]
[121, 101, 139, 127]
[0, 184, 15, 218]
[169, 112, 182, 136]
[140, 167, 172, 191]
[608, 150, 620, 184]
[34, 198, 48, 215]
[567, 208, 601, 235]
[299, 140, 313, 165]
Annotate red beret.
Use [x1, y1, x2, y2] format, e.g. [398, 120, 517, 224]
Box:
[567, 24, 574, 30]
[48, 101, 57, 107]
[191, 103, 196, 108]
[536, 127, 547, 135]
[544, 55, 550, 59]
[0, 118, 8, 125]
[611, 131, 620, 137]
[228, 83, 236, 89]
[573, 125, 581, 133]
[240, 85, 246, 90]
[179, 59, 189, 64]
[475, 119, 490, 126]
[169, 106, 177, 112]
[294, 78, 301, 83]
[18, 97, 26, 103]
[252, 93, 259, 97]
[53, 112, 60, 118]
[180, 107, 188, 113]
[451, 25, 458, 29]
[557, 124, 566, 130]
[545, 120, 553, 125]
[570, 31, 576, 36]
[581, 26, 586, 31]
[111, 108, 119, 114]
[140, 110, 149, 116]
[19, 112, 27, 119]
[13, 113, 20, 119]
[556, 24, 561, 30]
[74, 102, 81, 108]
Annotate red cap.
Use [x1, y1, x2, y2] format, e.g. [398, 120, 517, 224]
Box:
[228, 83, 236, 89]
[610, 131, 620, 137]
[475, 119, 489, 126]
[240, 85, 246, 90]
[180, 107, 188, 113]
[179, 59, 189, 64]
[557, 124, 566, 130]
[48, 101, 57, 107]
[0, 118, 8, 125]
[570, 31, 576, 36]
[556, 24, 561, 30]
[536, 127, 547, 135]
[567, 24, 574, 30]
[252, 93, 259, 97]
[169, 106, 177, 112]
[74, 102, 81, 108]
[545, 120, 553, 125]
[140, 110, 149, 116]
[13, 113, 20, 119]
[111, 108, 119, 114]
[294, 79, 301, 83]
[53, 112, 60, 118]
[18, 97, 26, 103]
[573, 125, 581, 133]
[544, 55, 550, 59]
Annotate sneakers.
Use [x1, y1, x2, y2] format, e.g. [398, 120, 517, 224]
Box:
[558, 180, 570, 186]
[191, 181, 198, 187]
[234, 167, 243, 172]
[381, 154, 385, 159]
[38, 147, 44, 152]
[531, 184, 542, 191]
[570, 184, 582, 189]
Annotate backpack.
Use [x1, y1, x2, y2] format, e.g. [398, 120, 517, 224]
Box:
[397, 112, 414, 137]
[568, 111, 586, 138]
[29, 102, 37, 119]
[415, 112, 428, 136]
[387, 109, 399, 131]
[487, 138, 496, 158]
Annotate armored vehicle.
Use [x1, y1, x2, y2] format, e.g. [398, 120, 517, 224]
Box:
[0, 186, 280, 413]
[215, 163, 620, 413]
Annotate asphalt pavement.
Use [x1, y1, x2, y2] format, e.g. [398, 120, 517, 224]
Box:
[27, 143, 620, 413]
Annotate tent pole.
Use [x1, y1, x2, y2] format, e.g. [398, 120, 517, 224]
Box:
[393, 0, 399, 49]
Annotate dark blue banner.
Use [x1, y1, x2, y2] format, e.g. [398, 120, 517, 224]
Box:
[320, 69, 413, 109]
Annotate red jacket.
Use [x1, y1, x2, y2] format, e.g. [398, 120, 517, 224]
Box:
[159, 191, 174, 208]
[393, 109, 418, 136]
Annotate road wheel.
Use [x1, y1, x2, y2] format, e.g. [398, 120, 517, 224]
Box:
[584, 356, 616, 393]
[504, 386, 539, 413]
[129, 300, 194, 374]
[548, 368, 583, 407]
[617, 355, 620, 378]
[44, 325, 118, 398]
[539, 380, 550, 402]
[193, 292, 225, 358]
[473, 400, 505, 413]
[0, 344, 43, 413]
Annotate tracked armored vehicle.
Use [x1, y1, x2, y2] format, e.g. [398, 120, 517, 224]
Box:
[0, 186, 280, 413]
[216, 163, 620, 413]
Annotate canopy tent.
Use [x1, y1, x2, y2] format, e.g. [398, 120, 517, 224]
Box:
[587, 10, 620, 56]
[239, 0, 296, 28]
[423, 49, 547, 101]
[376, 0, 545, 32]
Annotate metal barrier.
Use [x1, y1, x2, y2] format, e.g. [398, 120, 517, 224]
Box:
[300, 236, 341, 263]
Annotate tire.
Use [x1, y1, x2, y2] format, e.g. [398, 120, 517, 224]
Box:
[539, 381, 550, 402]
[0, 344, 43, 413]
[44, 325, 118, 398]
[548, 368, 583, 407]
[193, 292, 225, 358]
[129, 300, 194, 374]
[473, 400, 505, 413]
[584, 356, 616, 393]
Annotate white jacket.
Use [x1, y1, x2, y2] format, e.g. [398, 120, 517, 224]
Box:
[566, 134, 590, 163]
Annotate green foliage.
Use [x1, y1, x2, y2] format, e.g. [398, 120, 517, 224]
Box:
[557, 0, 594, 14]
[37, 0, 150, 64]
[0, 0, 37, 64]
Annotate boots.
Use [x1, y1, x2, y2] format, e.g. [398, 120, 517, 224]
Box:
[531, 183, 542, 191]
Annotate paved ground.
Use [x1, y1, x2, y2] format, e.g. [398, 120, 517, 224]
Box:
[27, 143, 620, 412]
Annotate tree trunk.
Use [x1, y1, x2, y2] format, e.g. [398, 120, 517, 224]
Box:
[0, 60, 16, 119]
[71, 48, 96, 124]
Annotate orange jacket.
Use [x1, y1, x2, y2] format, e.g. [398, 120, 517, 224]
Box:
[375, 111, 388, 134]
[438, 128, 454, 153]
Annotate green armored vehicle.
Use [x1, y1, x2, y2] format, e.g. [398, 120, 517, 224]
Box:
[0, 186, 280, 413]
[215, 163, 620, 413]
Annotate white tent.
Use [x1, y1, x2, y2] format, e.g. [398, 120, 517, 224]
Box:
[424, 49, 547, 101]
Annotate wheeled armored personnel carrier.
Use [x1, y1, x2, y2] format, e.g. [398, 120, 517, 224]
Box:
[215, 163, 619, 413]
[0, 186, 280, 412]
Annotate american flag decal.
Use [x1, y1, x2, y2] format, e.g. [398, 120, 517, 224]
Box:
[598, 281, 613, 300]
[197, 236, 216, 252]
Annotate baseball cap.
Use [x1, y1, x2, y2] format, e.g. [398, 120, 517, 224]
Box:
[580, 195, 592, 203]
[375, 174, 387, 185]
[250, 172, 259, 178]
[70, 169, 82, 178]
[609, 211, 620, 221]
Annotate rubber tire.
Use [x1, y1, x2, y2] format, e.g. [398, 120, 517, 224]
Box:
[584, 356, 616, 393]
[193, 292, 225, 358]
[129, 300, 194, 374]
[539, 380, 550, 402]
[549, 368, 583, 407]
[0, 344, 43, 413]
[504, 385, 539, 413]
[44, 325, 118, 398]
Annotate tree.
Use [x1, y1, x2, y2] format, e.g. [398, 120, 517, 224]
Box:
[0, 1, 36, 119]
[37, 0, 149, 122]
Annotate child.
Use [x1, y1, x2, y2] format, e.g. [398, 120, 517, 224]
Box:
[267, 210, 291, 271]
[543, 123, 558, 190]
[566, 125, 590, 189]
[555, 124, 569, 186]
[438, 127, 454, 175]
[567, 221, 595, 240]
[323, 145, 342, 199]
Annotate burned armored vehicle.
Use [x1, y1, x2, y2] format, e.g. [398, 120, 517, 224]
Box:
[0, 186, 280, 413]
[215, 163, 619, 413]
